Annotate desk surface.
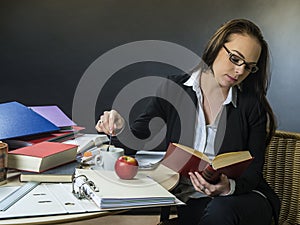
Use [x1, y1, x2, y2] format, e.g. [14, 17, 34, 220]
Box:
[0, 164, 179, 225]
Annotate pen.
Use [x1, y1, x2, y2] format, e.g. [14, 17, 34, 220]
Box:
[107, 134, 112, 152]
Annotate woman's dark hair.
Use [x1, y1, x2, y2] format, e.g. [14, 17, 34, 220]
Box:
[202, 18, 276, 144]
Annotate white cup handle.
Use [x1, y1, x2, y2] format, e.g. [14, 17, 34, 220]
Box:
[94, 154, 104, 168]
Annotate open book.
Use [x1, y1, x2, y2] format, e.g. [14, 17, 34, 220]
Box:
[161, 143, 253, 184]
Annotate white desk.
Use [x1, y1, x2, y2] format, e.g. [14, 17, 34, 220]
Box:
[0, 164, 179, 225]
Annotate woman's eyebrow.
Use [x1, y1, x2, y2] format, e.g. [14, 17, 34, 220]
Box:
[232, 49, 257, 64]
[232, 49, 245, 59]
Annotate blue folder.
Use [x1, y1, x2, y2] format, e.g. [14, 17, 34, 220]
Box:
[0, 101, 59, 140]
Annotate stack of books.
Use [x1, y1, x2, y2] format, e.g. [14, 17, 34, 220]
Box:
[0, 101, 60, 141]
[8, 142, 78, 173]
[0, 101, 82, 181]
[1, 101, 111, 183]
[0, 102, 83, 147]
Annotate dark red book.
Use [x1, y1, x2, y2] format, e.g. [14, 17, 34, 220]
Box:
[161, 143, 253, 184]
[5, 126, 85, 150]
[19, 126, 85, 144]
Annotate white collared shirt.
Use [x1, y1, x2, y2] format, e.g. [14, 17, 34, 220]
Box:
[183, 70, 237, 197]
[183, 70, 237, 158]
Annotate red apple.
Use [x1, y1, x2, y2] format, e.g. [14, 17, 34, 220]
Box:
[114, 155, 139, 179]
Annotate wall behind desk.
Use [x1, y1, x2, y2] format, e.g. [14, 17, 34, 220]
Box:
[1, 0, 299, 133]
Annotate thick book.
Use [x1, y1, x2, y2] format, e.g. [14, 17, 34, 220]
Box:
[29, 105, 76, 130]
[7, 142, 78, 173]
[161, 143, 253, 184]
[0, 101, 59, 140]
[20, 161, 79, 183]
[74, 169, 177, 209]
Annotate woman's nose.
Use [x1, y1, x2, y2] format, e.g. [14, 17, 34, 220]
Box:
[234, 64, 246, 75]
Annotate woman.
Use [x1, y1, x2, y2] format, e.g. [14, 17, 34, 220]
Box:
[96, 19, 280, 225]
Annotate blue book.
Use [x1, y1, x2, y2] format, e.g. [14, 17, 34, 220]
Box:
[0, 101, 59, 141]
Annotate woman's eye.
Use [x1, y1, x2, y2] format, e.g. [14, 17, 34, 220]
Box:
[230, 55, 241, 63]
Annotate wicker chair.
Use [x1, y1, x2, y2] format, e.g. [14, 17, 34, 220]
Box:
[263, 130, 300, 225]
[158, 130, 300, 225]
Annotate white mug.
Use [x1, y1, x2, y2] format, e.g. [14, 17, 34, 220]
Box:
[93, 147, 124, 171]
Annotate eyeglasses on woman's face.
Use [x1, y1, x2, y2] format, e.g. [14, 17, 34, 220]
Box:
[223, 45, 259, 73]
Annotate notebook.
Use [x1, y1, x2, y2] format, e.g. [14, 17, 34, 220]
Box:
[74, 169, 177, 209]
[0, 102, 59, 141]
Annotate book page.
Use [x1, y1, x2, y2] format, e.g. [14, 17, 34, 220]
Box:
[172, 143, 210, 162]
[212, 151, 252, 169]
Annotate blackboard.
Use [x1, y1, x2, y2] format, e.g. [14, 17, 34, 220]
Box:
[1, 0, 299, 133]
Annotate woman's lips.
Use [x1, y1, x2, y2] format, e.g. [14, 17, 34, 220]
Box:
[225, 74, 238, 83]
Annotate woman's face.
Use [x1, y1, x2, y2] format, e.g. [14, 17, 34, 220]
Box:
[212, 33, 261, 89]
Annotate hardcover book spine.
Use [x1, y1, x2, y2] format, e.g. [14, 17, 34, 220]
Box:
[201, 165, 220, 184]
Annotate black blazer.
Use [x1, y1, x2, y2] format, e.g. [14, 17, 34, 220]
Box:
[117, 74, 280, 223]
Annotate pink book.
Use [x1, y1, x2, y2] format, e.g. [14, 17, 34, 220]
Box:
[29, 105, 76, 129]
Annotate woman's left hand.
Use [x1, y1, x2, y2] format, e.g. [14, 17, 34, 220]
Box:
[189, 172, 231, 196]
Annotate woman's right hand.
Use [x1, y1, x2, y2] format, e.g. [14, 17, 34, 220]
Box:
[95, 110, 125, 136]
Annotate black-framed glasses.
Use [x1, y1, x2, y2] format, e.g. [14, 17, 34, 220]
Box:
[223, 45, 259, 73]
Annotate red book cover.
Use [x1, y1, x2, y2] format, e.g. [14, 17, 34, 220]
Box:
[216, 158, 253, 179]
[10, 142, 76, 157]
[8, 142, 78, 172]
